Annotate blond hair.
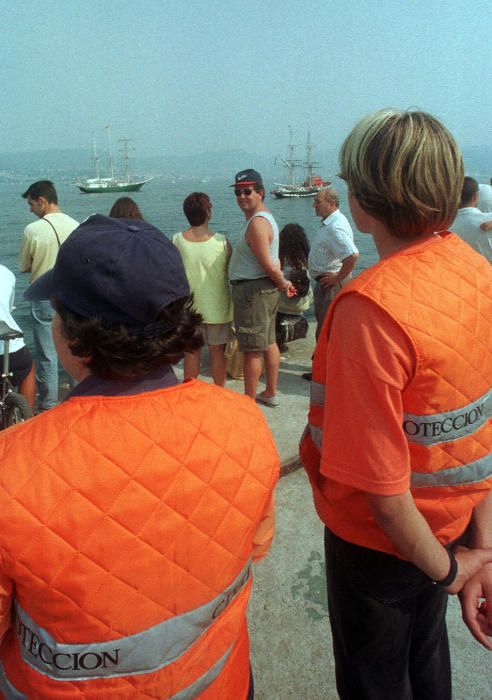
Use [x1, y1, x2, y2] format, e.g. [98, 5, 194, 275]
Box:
[339, 109, 464, 238]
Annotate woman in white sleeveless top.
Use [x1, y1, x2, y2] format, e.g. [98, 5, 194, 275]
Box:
[173, 193, 233, 386]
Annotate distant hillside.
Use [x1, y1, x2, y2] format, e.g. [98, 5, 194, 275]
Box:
[0, 147, 278, 180]
[0, 149, 87, 171]
[461, 145, 492, 176]
[139, 149, 276, 179]
[0, 144, 490, 181]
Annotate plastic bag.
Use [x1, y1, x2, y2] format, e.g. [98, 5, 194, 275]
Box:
[225, 337, 244, 379]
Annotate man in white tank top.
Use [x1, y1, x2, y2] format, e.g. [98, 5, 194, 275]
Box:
[229, 169, 294, 406]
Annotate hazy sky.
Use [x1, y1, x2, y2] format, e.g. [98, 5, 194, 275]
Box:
[3, 0, 491, 157]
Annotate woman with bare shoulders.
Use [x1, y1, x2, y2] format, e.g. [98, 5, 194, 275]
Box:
[173, 192, 232, 386]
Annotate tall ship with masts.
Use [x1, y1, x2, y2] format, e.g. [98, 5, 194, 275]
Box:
[271, 129, 330, 199]
[76, 127, 153, 194]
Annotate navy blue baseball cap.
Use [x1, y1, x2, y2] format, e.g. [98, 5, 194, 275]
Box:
[25, 215, 190, 336]
[229, 169, 263, 188]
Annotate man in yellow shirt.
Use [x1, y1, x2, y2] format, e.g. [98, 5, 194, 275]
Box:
[19, 180, 78, 411]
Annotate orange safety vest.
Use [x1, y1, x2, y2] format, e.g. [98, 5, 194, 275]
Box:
[0, 379, 279, 698]
[301, 232, 492, 555]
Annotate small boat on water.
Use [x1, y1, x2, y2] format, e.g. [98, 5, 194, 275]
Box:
[77, 176, 153, 194]
[271, 129, 330, 199]
[76, 127, 153, 194]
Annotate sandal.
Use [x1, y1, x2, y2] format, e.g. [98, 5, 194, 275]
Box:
[255, 393, 280, 408]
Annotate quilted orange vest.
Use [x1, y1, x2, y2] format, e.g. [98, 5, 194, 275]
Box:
[301, 232, 492, 554]
[0, 379, 279, 698]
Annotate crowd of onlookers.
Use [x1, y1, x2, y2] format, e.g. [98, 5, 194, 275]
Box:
[2, 169, 492, 416]
[4, 178, 354, 413]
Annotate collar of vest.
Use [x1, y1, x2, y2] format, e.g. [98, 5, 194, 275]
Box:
[66, 365, 179, 399]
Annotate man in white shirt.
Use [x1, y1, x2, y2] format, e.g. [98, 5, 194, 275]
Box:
[0, 265, 35, 408]
[450, 177, 492, 264]
[20, 180, 79, 411]
[308, 187, 359, 340]
[478, 180, 492, 213]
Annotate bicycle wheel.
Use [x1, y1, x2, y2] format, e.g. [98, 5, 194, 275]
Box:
[3, 392, 33, 427]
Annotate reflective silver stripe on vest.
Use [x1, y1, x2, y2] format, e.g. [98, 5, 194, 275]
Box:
[310, 381, 325, 407]
[411, 451, 492, 488]
[0, 647, 233, 700]
[309, 417, 491, 489]
[403, 390, 491, 446]
[171, 645, 232, 700]
[15, 558, 251, 681]
[312, 381, 490, 448]
[0, 660, 28, 700]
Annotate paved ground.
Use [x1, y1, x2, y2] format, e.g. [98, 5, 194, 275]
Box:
[180, 323, 491, 699]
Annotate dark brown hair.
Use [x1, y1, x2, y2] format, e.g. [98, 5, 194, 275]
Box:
[22, 180, 58, 204]
[279, 223, 310, 269]
[54, 297, 203, 380]
[109, 197, 144, 219]
[183, 192, 211, 227]
[459, 177, 479, 208]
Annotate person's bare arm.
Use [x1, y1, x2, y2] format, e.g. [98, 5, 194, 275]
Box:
[479, 221, 492, 231]
[19, 231, 32, 273]
[368, 490, 492, 595]
[225, 238, 233, 271]
[246, 218, 295, 293]
[458, 491, 492, 649]
[318, 252, 359, 288]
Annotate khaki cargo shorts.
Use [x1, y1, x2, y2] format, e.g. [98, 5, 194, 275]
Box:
[231, 278, 279, 352]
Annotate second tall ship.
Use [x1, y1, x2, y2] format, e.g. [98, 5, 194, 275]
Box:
[271, 129, 330, 199]
[76, 127, 153, 194]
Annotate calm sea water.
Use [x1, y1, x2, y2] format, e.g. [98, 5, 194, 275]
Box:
[1, 177, 377, 348]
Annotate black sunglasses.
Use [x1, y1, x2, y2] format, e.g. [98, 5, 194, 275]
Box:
[234, 188, 253, 197]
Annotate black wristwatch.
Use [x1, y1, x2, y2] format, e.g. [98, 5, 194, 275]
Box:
[432, 548, 458, 587]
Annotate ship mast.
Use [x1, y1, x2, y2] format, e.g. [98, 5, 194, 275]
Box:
[91, 130, 100, 180]
[105, 125, 115, 181]
[280, 126, 301, 187]
[119, 138, 134, 182]
[304, 129, 320, 187]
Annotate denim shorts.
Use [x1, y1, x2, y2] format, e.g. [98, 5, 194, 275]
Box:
[231, 278, 279, 352]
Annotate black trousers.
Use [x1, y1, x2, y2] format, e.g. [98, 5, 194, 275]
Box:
[247, 665, 254, 699]
[324, 528, 451, 700]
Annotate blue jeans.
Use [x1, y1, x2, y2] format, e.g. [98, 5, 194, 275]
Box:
[30, 300, 58, 411]
[324, 528, 451, 700]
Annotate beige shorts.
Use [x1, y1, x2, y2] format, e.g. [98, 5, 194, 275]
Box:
[198, 322, 233, 346]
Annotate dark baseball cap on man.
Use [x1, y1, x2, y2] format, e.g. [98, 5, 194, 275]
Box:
[229, 169, 263, 188]
[25, 215, 190, 336]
